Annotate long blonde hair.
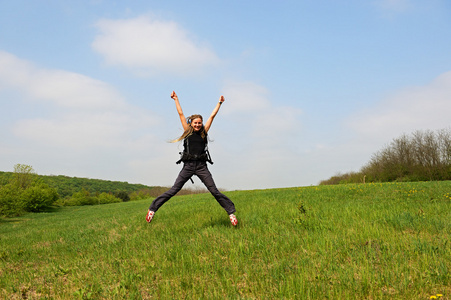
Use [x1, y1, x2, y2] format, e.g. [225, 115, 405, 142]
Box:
[172, 114, 207, 143]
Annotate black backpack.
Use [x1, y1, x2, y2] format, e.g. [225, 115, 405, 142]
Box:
[176, 135, 213, 165]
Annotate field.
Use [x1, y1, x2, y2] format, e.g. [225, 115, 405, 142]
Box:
[0, 181, 450, 299]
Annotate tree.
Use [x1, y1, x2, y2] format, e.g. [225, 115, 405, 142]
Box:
[13, 164, 36, 189]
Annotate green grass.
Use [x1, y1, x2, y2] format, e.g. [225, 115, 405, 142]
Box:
[0, 181, 450, 299]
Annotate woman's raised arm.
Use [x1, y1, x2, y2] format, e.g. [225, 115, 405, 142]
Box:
[204, 95, 225, 132]
[171, 91, 189, 131]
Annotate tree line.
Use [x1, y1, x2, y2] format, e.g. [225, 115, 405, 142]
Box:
[320, 128, 451, 185]
[0, 164, 159, 217]
[0, 164, 210, 217]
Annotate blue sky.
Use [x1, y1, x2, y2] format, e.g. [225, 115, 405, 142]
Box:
[1, 0, 450, 190]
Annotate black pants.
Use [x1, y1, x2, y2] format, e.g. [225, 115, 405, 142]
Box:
[149, 161, 236, 215]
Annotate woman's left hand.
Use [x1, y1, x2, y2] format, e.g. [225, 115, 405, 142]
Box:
[219, 95, 225, 103]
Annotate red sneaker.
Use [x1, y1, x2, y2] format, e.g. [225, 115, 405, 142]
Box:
[229, 214, 238, 226]
[146, 210, 155, 223]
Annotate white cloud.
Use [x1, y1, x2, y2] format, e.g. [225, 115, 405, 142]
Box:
[347, 70, 451, 142]
[92, 15, 220, 76]
[0, 51, 124, 110]
[29, 70, 125, 110]
[252, 106, 302, 139]
[0, 51, 162, 182]
[218, 80, 303, 146]
[0, 51, 32, 88]
[220, 81, 271, 114]
[220, 81, 302, 141]
[13, 110, 155, 149]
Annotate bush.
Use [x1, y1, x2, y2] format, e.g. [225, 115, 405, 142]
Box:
[0, 181, 58, 216]
[21, 183, 59, 212]
[1, 164, 58, 216]
[69, 189, 97, 206]
[130, 188, 154, 200]
[115, 191, 130, 202]
[57, 190, 122, 206]
[0, 183, 24, 217]
[319, 172, 365, 185]
[97, 192, 121, 204]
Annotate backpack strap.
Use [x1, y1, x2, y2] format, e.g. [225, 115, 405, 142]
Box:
[205, 148, 213, 164]
[203, 136, 213, 164]
[176, 137, 189, 164]
[176, 134, 213, 165]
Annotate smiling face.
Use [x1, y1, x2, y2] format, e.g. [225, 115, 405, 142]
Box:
[191, 117, 203, 131]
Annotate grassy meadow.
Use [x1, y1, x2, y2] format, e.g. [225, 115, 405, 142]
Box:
[0, 181, 450, 299]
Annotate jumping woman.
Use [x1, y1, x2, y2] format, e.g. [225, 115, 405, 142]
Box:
[145, 91, 238, 226]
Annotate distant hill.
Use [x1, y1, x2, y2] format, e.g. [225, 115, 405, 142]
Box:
[0, 171, 154, 198]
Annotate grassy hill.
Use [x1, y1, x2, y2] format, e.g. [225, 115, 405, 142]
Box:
[0, 181, 450, 299]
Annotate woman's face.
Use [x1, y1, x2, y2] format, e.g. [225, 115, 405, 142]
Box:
[191, 118, 203, 131]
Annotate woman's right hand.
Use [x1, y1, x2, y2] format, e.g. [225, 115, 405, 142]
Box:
[171, 91, 178, 101]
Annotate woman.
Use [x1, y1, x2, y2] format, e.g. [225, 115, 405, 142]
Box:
[146, 91, 238, 226]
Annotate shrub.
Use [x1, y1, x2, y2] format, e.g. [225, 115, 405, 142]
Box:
[115, 191, 130, 202]
[97, 192, 121, 204]
[21, 183, 59, 212]
[0, 183, 24, 217]
[70, 189, 97, 206]
[130, 188, 154, 200]
[58, 190, 122, 206]
[319, 172, 365, 185]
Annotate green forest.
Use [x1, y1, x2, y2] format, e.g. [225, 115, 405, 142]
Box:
[0, 165, 161, 217]
[0, 164, 209, 217]
[0, 171, 151, 199]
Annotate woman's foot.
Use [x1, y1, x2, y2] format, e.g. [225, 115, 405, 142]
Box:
[229, 214, 238, 226]
[146, 210, 155, 223]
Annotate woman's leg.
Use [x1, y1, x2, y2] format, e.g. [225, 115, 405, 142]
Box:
[148, 162, 195, 212]
[195, 162, 236, 215]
